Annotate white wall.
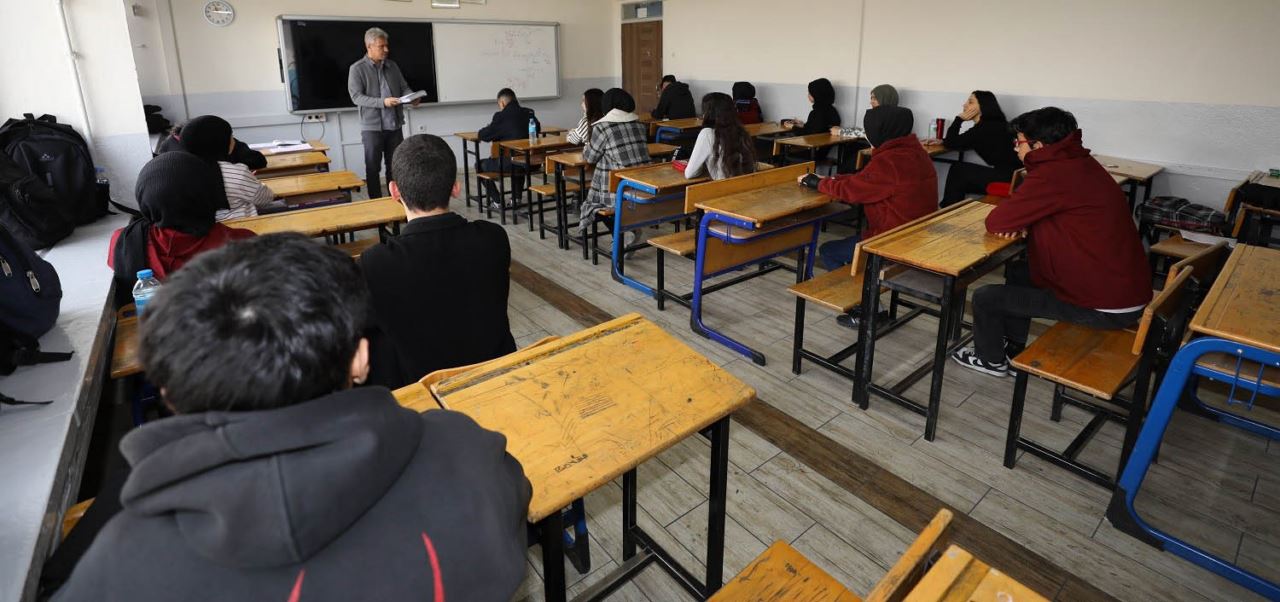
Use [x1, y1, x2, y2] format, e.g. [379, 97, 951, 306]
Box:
[0, 0, 153, 208]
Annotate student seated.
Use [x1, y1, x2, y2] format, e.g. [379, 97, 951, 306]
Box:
[783, 78, 841, 135]
[579, 88, 651, 239]
[799, 106, 937, 328]
[951, 107, 1151, 377]
[869, 83, 898, 109]
[477, 88, 541, 209]
[108, 152, 255, 293]
[176, 115, 276, 220]
[684, 92, 757, 180]
[361, 134, 517, 389]
[57, 233, 531, 600]
[732, 81, 763, 124]
[652, 74, 696, 120]
[155, 122, 266, 170]
[927, 91, 1023, 207]
[566, 88, 604, 145]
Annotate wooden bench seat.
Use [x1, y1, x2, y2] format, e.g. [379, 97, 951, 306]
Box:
[474, 171, 503, 181]
[648, 230, 697, 257]
[333, 237, 379, 259]
[1196, 353, 1280, 389]
[1151, 232, 1209, 259]
[1011, 322, 1141, 400]
[529, 182, 582, 196]
[710, 541, 860, 602]
[787, 268, 865, 313]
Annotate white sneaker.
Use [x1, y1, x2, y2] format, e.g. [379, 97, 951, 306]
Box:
[950, 346, 1010, 377]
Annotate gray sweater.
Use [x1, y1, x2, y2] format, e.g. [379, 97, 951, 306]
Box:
[347, 56, 411, 131]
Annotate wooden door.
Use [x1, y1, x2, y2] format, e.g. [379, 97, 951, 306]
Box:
[622, 21, 662, 114]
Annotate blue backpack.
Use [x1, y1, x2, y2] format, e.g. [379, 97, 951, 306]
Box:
[0, 223, 70, 407]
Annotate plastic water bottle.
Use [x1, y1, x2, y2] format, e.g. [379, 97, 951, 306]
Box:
[528, 118, 537, 145]
[132, 269, 161, 317]
[95, 167, 108, 186]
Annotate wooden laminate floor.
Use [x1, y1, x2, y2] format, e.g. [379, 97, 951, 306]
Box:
[358, 185, 1278, 601]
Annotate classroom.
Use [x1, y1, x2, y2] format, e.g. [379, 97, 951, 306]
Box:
[1, 0, 1278, 600]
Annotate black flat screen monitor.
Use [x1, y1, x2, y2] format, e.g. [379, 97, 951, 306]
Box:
[281, 18, 438, 113]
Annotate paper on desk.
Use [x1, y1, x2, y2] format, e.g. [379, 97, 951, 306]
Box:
[270, 143, 313, 153]
[399, 90, 427, 103]
[248, 140, 310, 151]
[1180, 230, 1236, 247]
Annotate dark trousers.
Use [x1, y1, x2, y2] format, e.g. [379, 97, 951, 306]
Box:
[942, 162, 1010, 207]
[819, 233, 861, 271]
[477, 157, 527, 205]
[362, 129, 404, 199]
[972, 261, 1144, 363]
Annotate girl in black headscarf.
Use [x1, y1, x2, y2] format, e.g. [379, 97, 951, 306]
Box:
[155, 119, 267, 169]
[785, 78, 842, 135]
[109, 152, 255, 287]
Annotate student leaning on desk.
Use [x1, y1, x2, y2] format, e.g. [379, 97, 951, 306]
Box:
[55, 234, 531, 601]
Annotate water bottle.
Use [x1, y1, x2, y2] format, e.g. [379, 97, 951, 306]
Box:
[132, 269, 161, 317]
[927, 121, 937, 141]
[528, 118, 537, 145]
[95, 167, 108, 186]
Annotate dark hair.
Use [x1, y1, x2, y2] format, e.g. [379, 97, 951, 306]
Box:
[1010, 106, 1077, 146]
[700, 92, 756, 178]
[497, 88, 517, 103]
[602, 88, 636, 113]
[731, 81, 756, 100]
[390, 134, 456, 211]
[139, 233, 370, 414]
[971, 90, 1008, 124]
[661, 75, 677, 85]
[583, 88, 605, 124]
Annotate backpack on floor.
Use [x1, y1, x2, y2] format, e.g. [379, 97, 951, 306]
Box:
[0, 114, 103, 225]
[1136, 196, 1227, 235]
[0, 152, 75, 250]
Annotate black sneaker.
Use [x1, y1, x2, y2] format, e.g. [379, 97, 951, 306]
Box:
[950, 346, 1010, 377]
[836, 309, 890, 330]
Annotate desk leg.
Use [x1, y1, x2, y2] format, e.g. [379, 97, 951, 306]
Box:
[462, 142, 473, 210]
[497, 149, 508, 225]
[853, 254, 883, 410]
[539, 511, 567, 602]
[923, 277, 957, 441]
[704, 417, 730, 595]
[622, 468, 638, 560]
[526, 149, 535, 232]
[554, 164, 566, 249]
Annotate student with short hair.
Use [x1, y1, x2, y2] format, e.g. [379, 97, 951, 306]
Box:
[784, 78, 841, 135]
[579, 88, 651, 237]
[732, 81, 763, 125]
[652, 74, 696, 120]
[59, 233, 532, 600]
[566, 88, 604, 145]
[951, 107, 1151, 377]
[176, 115, 277, 221]
[930, 91, 1023, 207]
[869, 84, 899, 108]
[477, 88, 541, 209]
[684, 92, 757, 180]
[361, 134, 516, 389]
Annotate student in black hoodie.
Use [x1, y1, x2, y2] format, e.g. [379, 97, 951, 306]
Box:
[477, 88, 541, 208]
[154, 121, 267, 170]
[53, 233, 531, 602]
[928, 90, 1023, 206]
[784, 77, 841, 135]
[652, 74, 696, 119]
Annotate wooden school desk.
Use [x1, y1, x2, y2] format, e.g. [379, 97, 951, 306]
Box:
[263, 170, 364, 206]
[225, 196, 404, 238]
[684, 163, 844, 364]
[905, 545, 1048, 602]
[256, 140, 330, 156]
[772, 133, 862, 171]
[497, 133, 579, 228]
[455, 129, 568, 214]
[858, 143, 956, 171]
[111, 308, 141, 379]
[610, 163, 710, 292]
[1093, 154, 1164, 209]
[1189, 244, 1280, 354]
[651, 116, 703, 142]
[854, 201, 1025, 441]
[256, 151, 330, 178]
[391, 314, 755, 602]
[544, 143, 678, 250]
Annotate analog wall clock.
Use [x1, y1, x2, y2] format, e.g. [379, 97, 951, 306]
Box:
[203, 1, 235, 27]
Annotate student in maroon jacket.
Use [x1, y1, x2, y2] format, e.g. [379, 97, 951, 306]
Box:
[799, 105, 938, 328]
[951, 107, 1152, 377]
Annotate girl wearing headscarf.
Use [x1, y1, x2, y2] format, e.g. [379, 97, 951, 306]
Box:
[108, 152, 255, 287]
[927, 90, 1023, 206]
[579, 88, 651, 240]
[800, 105, 938, 272]
[732, 81, 763, 125]
[155, 122, 267, 170]
[785, 78, 841, 135]
[180, 115, 277, 220]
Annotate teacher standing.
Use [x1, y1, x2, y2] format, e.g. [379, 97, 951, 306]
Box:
[348, 27, 419, 199]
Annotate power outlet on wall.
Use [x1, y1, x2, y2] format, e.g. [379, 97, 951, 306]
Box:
[303, 114, 326, 122]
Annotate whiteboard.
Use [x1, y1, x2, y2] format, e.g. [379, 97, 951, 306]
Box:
[432, 22, 559, 103]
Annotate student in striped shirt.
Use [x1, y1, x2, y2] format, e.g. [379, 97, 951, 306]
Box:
[176, 115, 276, 221]
[566, 88, 604, 145]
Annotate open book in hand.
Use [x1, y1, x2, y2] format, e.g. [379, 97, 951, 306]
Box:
[399, 90, 427, 103]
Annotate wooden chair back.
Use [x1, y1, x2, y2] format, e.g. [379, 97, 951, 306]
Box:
[683, 161, 815, 215]
[1009, 168, 1027, 193]
[1164, 240, 1230, 291]
[856, 148, 873, 171]
[864, 508, 954, 602]
[1131, 267, 1195, 356]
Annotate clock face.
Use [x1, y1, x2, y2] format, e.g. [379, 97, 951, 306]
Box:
[203, 1, 234, 27]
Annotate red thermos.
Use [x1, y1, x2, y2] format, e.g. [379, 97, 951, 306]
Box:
[935, 118, 945, 138]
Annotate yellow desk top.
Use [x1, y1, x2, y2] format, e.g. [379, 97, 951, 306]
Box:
[111, 314, 140, 379]
[905, 545, 1048, 602]
[743, 122, 794, 138]
[1190, 244, 1280, 354]
[649, 117, 703, 136]
[263, 171, 364, 199]
[618, 163, 710, 192]
[499, 133, 579, 153]
[225, 197, 404, 237]
[258, 140, 329, 156]
[1092, 154, 1164, 182]
[548, 143, 678, 170]
[862, 201, 1023, 276]
[259, 151, 330, 175]
[775, 133, 862, 149]
[695, 181, 830, 228]
[392, 314, 755, 522]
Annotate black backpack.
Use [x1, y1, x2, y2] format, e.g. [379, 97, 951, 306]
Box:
[0, 223, 71, 407]
[0, 152, 75, 250]
[0, 114, 103, 225]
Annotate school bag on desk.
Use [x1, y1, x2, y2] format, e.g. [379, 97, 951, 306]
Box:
[0, 223, 72, 409]
[0, 113, 104, 225]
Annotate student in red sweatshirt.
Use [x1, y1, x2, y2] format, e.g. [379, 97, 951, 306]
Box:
[798, 105, 938, 328]
[951, 107, 1152, 376]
